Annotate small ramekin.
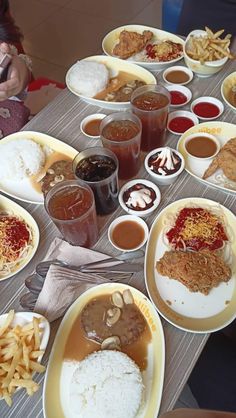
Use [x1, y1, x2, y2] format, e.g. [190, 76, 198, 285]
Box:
[80, 113, 106, 139]
[165, 84, 192, 108]
[144, 147, 185, 186]
[183, 132, 220, 161]
[118, 178, 161, 218]
[167, 110, 199, 135]
[190, 96, 224, 121]
[108, 215, 149, 252]
[163, 65, 193, 85]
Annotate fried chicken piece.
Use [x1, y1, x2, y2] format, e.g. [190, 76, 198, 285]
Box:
[113, 30, 153, 59]
[156, 250, 231, 295]
[203, 137, 236, 182]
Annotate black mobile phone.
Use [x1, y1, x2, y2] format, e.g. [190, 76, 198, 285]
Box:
[0, 53, 12, 83]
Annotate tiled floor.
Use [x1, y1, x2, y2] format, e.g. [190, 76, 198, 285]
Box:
[9, 0, 162, 83]
[9, 0, 199, 411]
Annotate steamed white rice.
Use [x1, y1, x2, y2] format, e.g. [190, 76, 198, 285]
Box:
[68, 61, 109, 97]
[0, 138, 46, 180]
[69, 350, 143, 418]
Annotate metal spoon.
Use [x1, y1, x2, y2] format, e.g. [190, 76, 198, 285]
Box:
[36, 249, 144, 277]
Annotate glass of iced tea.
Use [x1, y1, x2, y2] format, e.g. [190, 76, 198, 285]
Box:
[100, 112, 142, 180]
[45, 179, 98, 247]
[73, 147, 119, 216]
[131, 84, 170, 152]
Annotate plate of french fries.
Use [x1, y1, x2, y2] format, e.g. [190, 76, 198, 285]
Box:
[0, 310, 50, 406]
[184, 27, 234, 76]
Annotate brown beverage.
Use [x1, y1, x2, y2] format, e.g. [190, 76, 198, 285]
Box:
[45, 180, 98, 247]
[74, 152, 118, 215]
[100, 113, 142, 180]
[131, 85, 170, 152]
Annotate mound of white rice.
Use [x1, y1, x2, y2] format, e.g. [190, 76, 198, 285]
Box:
[69, 350, 143, 418]
[0, 138, 46, 180]
[68, 61, 109, 97]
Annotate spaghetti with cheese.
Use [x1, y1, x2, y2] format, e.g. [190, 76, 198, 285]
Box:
[0, 212, 33, 276]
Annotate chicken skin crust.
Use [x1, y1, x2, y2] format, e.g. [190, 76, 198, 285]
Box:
[113, 30, 153, 59]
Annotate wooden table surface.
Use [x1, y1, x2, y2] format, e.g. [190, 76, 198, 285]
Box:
[1, 50, 236, 418]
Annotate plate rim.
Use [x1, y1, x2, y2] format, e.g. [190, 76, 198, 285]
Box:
[145, 196, 236, 333]
[0, 194, 40, 281]
[220, 70, 236, 112]
[0, 130, 78, 204]
[42, 282, 165, 418]
[177, 121, 236, 194]
[102, 24, 184, 68]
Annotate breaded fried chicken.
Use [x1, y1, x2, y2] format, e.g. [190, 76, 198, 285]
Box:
[156, 249, 231, 295]
[113, 30, 153, 59]
[203, 137, 236, 182]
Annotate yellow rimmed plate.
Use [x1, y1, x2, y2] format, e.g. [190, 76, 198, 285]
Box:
[177, 121, 236, 194]
[221, 71, 236, 111]
[102, 24, 184, 70]
[0, 194, 40, 281]
[145, 197, 236, 333]
[43, 283, 165, 418]
[0, 131, 78, 204]
[65, 55, 157, 110]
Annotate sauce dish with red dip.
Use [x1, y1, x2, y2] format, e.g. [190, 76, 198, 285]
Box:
[191, 97, 224, 121]
[165, 84, 192, 108]
[167, 110, 199, 135]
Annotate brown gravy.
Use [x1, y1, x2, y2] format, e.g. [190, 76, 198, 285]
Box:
[165, 70, 190, 84]
[186, 136, 217, 158]
[30, 152, 72, 193]
[112, 220, 145, 250]
[84, 119, 102, 136]
[95, 71, 145, 102]
[63, 294, 151, 371]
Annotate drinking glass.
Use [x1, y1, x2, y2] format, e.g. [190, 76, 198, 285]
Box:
[100, 112, 142, 180]
[131, 84, 170, 152]
[44, 179, 98, 248]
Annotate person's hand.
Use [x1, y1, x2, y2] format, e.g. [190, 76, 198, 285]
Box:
[0, 43, 31, 101]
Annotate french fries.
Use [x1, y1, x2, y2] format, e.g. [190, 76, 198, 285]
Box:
[186, 26, 234, 64]
[0, 310, 46, 406]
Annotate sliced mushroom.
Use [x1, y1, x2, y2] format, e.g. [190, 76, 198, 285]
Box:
[122, 87, 133, 95]
[47, 168, 55, 175]
[111, 291, 124, 308]
[106, 307, 121, 326]
[54, 174, 64, 183]
[49, 181, 56, 187]
[101, 336, 121, 350]
[123, 289, 134, 304]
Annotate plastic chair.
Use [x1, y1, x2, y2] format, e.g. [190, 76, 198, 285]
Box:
[162, 0, 184, 33]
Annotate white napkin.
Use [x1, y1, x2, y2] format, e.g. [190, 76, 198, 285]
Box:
[34, 237, 115, 322]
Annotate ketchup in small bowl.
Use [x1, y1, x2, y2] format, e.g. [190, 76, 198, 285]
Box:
[191, 97, 224, 120]
[168, 110, 199, 135]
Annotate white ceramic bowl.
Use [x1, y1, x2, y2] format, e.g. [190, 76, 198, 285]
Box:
[167, 110, 199, 135]
[221, 71, 236, 112]
[80, 113, 106, 139]
[165, 84, 192, 108]
[108, 214, 149, 252]
[162, 65, 193, 85]
[184, 29, 228, 77]
[118, 178, 161, 218]
[144, 147, 185, 186]
[191, 96, 224, 120]
[183, 132, 220, 161]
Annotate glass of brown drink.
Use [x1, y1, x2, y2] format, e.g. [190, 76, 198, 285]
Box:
[100, 112, 142, 180]
[44, 179, 98, 247]
[73, 147, 119, 216]
[131, 84, 170, 152]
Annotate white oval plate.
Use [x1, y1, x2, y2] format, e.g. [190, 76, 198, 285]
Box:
[43, 283, 165, 418]
[0, 311, 50, 400]
[65, 55, 157, 110]
[177, 121, 236, 194]
[145, 197, 236, 333]
[0, 194, 40, 281]
[0, 131, 78, 204]
[102, 24, 184, 70]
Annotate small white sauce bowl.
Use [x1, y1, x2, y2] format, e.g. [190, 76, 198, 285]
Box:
[144, 147, 185, 186]
[190, 96, 224, 120]
[167, 110, 199, 135]
[183, 132, 220, 161]
[80, 113, 107, 139]
[165, 84, 192, 108]
[108, 214, 149, 252]
[118, 178, 161, 218]
[162, 65, 193, 86]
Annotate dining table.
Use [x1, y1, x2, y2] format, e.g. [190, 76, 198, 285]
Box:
[1, 39, 236, 418]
